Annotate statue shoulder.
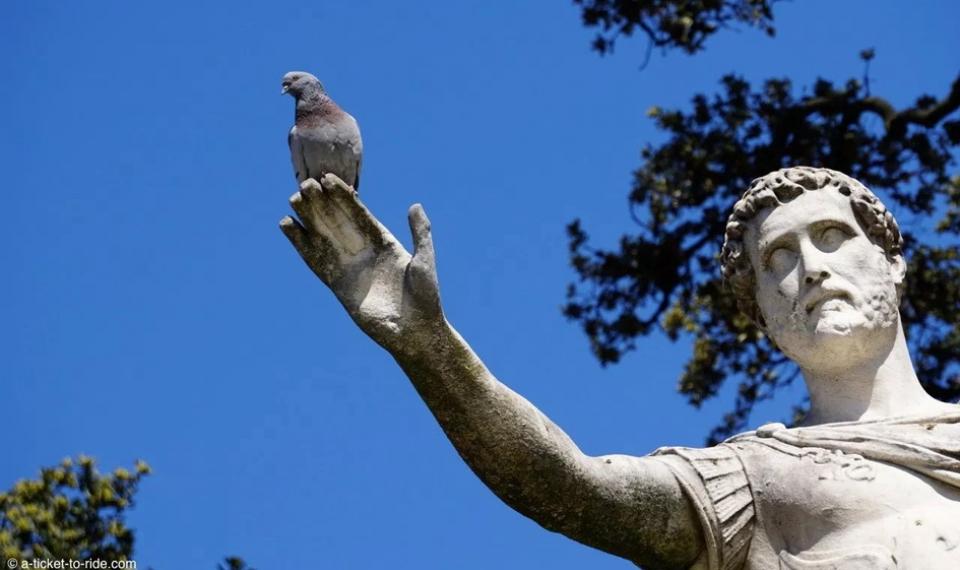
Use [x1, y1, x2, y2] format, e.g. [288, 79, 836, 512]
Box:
[651, 443, 756, 570]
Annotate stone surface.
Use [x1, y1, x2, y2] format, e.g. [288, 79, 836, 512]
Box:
[282, 71, 363, 190]
[280, 167, 959, 569]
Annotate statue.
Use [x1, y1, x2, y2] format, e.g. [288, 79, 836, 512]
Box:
[278, 166, 960, 569]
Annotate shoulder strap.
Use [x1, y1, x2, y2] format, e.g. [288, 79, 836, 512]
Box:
[652, 444, 754, 570]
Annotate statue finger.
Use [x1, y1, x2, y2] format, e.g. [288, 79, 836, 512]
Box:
[279, 215, 310, 252]
[406, 203, 441, 311]
[318, 172, 352, 193]
[289, 181, 327, 233]
[279, 215, 339, 285]
[408, 203, 436, 271]
[292, 179, 357, 248]
[320, 173, 396, 250]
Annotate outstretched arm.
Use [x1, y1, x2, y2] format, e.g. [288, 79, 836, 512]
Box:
[280, 175, 703, 568]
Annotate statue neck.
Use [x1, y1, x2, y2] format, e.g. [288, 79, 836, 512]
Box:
[801, 320, 950, 425]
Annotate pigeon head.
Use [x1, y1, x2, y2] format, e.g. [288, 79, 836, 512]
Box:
[281, 71, 324, 98]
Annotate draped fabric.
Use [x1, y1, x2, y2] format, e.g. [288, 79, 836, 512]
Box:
[731, 411, 960, 490]
[652, 408, 960, 569]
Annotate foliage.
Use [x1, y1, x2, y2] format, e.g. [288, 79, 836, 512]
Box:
[218, 557, 257, 570]
[1, 457, 253, 569]
[575, 0, 778, 56]
[0, 456, 150, 563]
[564, 64, 960, 442]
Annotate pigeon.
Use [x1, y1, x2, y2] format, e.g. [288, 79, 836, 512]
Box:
[282, 71, 363, 191]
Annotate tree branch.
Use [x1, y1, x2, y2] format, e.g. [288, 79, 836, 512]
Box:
[890, 75, 960, 132]
[796, 74, 960, 136]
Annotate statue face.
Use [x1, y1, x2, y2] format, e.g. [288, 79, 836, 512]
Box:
[745, 189, 906, 369]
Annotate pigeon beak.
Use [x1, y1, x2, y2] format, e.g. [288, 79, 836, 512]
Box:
[281, 85, 290, 95]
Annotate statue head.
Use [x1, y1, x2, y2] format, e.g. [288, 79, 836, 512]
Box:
[720, 167, 906, 365]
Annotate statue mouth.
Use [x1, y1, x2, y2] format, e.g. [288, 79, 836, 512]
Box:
[804, 291, 850, 314]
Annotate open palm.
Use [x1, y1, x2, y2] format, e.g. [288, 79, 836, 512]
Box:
[279, 174, 443, 353]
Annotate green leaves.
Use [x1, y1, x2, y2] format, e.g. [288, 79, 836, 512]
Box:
[2, 457, 254, 568]
[0, 455, 256, 570]
[0, 457, 149, 563]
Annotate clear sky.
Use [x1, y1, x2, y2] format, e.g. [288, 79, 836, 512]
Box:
[3, 1, 958, 568]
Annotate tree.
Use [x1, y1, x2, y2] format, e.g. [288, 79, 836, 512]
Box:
[576, 0, 778, 56]
[1, 457, 254, 569]
[566, 1, 960, 442]
[218, 557, 257, 570]
[0, 456, 149, 563]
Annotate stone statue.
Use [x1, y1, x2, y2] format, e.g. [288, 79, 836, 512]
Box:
[278, 166, 960, 569]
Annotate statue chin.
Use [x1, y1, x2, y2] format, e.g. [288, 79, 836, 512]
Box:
[765, 274, 903, 371]
[771, 303, 899, 372]
[812, 303, 867, 336]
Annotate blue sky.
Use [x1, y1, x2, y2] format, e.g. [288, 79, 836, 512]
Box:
[3, 1, 958, 568]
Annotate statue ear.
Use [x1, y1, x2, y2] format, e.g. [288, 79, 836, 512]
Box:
[889, 253, 907, 287]
[754, 309, 767, 331]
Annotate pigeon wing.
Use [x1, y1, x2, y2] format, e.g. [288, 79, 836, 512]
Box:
[288, 125, 308, 183]
[344, 113, 363, 191]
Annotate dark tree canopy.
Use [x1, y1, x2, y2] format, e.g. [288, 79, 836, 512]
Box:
[218, 557, 257, 570]
[576, 0, 778, 56]
[565, 11, 960, 441]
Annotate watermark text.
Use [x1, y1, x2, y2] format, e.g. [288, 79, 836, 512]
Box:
[7, 560, 136, 570]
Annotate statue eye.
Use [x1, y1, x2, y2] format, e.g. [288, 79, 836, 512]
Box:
[766, 247, 797, 276]
[818, 226, 850, 252]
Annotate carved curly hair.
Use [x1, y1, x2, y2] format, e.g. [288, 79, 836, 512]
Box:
[719, 166, 904, 328]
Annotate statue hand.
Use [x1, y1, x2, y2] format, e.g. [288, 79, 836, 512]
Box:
[280, 174, 443, 354]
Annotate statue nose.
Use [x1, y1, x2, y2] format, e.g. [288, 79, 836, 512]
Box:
[804, 270, 830, 285]
[800, 241, 831, 284]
